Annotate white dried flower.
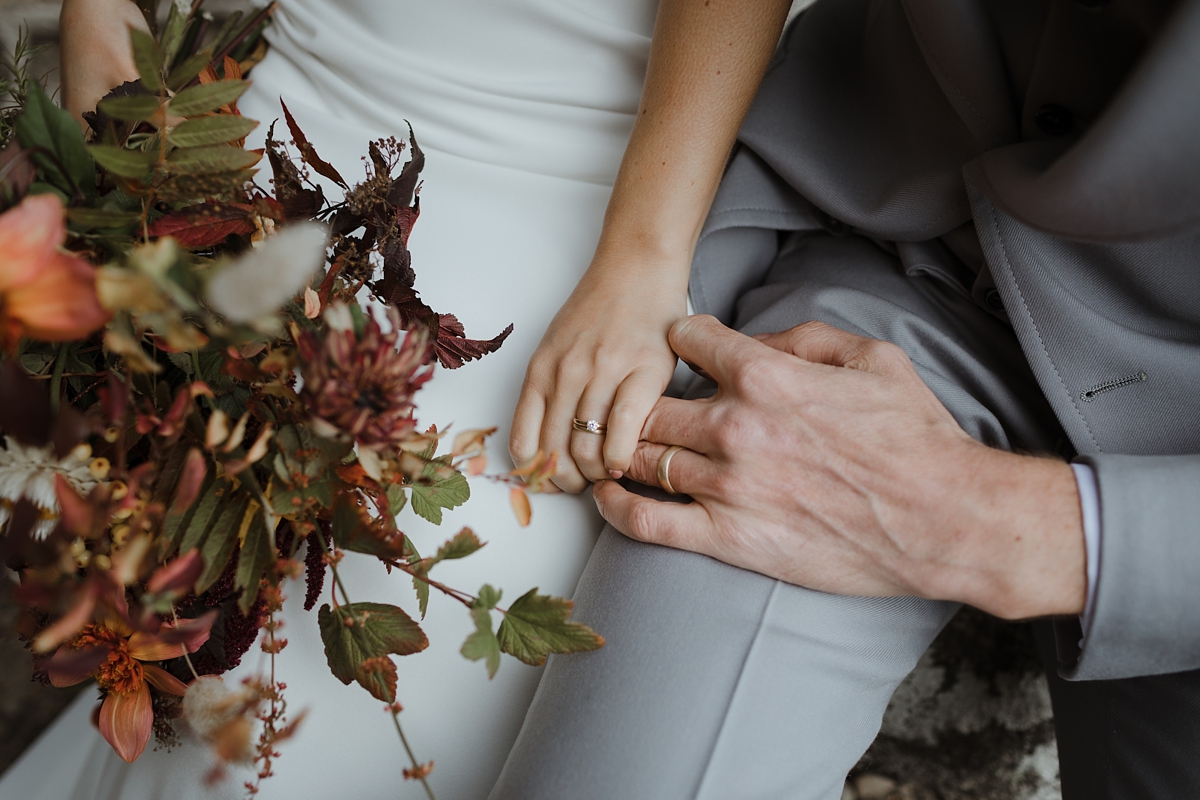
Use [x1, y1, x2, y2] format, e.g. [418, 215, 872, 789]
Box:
[0, 438, 98, 539]
[182, 675, 257, 763]
[206, 223, 328, 324]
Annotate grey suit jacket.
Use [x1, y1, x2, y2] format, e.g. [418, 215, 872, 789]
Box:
[690, 0, 1200, 681]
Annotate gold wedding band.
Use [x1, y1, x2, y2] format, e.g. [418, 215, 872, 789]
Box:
[573, 418, 608, 435]
[657, 445, 686, 495]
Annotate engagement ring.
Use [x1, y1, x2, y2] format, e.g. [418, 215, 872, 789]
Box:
[573, 418, 608, 435]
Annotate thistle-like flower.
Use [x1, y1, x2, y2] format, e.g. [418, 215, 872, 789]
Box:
[297, 306, 433, 449]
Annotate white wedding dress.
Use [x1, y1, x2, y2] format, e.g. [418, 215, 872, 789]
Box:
[0, 2, 657, 798]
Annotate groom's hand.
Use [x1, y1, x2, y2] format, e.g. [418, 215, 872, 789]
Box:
[594, 315, 1087, 620]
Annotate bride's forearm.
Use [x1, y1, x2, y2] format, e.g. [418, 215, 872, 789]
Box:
[594, 0, 793, 283]
[60, 0, 150, 124]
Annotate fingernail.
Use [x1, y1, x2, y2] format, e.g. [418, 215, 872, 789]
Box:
[609, 470, 623, 479]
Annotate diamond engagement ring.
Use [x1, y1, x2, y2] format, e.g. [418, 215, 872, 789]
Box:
[572, 418, 608, 435]
[657, 445, 685, 495]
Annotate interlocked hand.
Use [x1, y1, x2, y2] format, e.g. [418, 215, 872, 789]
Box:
[594, 315, 1087, 620]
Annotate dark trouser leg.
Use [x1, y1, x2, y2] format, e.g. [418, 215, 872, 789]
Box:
[1036, 622, 1200, 799]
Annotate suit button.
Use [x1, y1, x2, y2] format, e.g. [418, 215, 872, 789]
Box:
[985, 289, 1005, 311]
[1035, 104, 1074, 136]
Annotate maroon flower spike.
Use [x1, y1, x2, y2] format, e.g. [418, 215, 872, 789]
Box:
[298, 310, 434, 449]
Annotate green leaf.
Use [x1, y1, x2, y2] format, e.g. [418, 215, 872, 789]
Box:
[166, 145, 260, 176]
[461, 605, 501, 679]
[433, 527, 484, 563]
[89, 145, 157, 180]
[66, 207, 142, 230]
[162, 474, 213, 553]
[166, 47, 214, 92]
[411, 557, 430, 618]
[386, 483, 407, 516]
[168, 115, 258, 148]
[14, 80, 96, 196]
[410, 465, 470, 525]
[97, 94, 163, 122]
[129, 28, 163, 91]
[318, 602, 428, 692]
[27, 182, 68, 203]
[354, 656, 399, 703]
[159, 1, 190, 69]
[167, 80, 250, 116]
[476, 584, 502, 610]
[195, 492, 251, 593]
[235, 506, 273, 613]
[496, 588, 605, 667]
[330, 493, 406, 558]
[178, 479, 231, 555]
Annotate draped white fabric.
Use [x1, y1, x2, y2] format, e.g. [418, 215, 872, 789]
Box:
[0, 2, 655, 798]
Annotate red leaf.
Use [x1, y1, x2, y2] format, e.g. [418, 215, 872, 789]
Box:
[39, 642, 112, 687]
[147, 203, 256, 247]
[170, 449, 207, 515]
[55, 474, 96, 538]
[281, 99, 347, 187]
[157, 385, 194, 437]
[147, 549, 204, 596]
[434, 315, 513, 370]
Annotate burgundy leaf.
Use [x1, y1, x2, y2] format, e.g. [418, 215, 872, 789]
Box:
[147, 549, 204, 596]
[280, 99, 347, 187]
[434, 317, 513, 370]
[0, 361, 52, 447]
[387, 123, 424, 209]
[147, 203, 256, 247]
[265, 123, 324, 221]
[170, 449, 207, 515]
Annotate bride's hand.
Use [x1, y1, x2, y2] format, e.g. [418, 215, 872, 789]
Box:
[60, 0, 150, 125]
[510, 252, 687, 493]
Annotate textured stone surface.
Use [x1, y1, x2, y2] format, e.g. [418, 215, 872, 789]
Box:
[850, 608, 1062, 800]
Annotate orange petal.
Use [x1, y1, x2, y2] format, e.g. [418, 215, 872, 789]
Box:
[5, 251, 110, 341]
[126, 634, 184, 662]
[143, 663, 188, 696]
[128, 609, 216, 661]
[0, 194, 65, 291]
[98, 682, 153, 762]
[31, 582, 97, 654]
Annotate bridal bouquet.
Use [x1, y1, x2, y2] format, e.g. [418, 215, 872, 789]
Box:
[0, 5, 600, 797]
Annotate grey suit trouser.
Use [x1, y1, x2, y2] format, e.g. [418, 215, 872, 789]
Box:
[490, 232, 1200, 800]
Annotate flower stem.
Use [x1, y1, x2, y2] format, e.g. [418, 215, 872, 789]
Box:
[390, 709, 437, 800]
[49, 342, 68, 412]
[315, 526, 435, 797]
[170, 607, 201, 680]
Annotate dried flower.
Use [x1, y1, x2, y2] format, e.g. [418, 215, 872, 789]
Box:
[183, 675, 258, 764]
[0, 438, 97, 539]
[0, 194, 110, 348]
[43, 616, 213, 762]
[297, 308, 433, 449]
[206, 222, 328, 324]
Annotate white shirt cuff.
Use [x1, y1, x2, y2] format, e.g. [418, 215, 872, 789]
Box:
[1071, 462, 1101, 641]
